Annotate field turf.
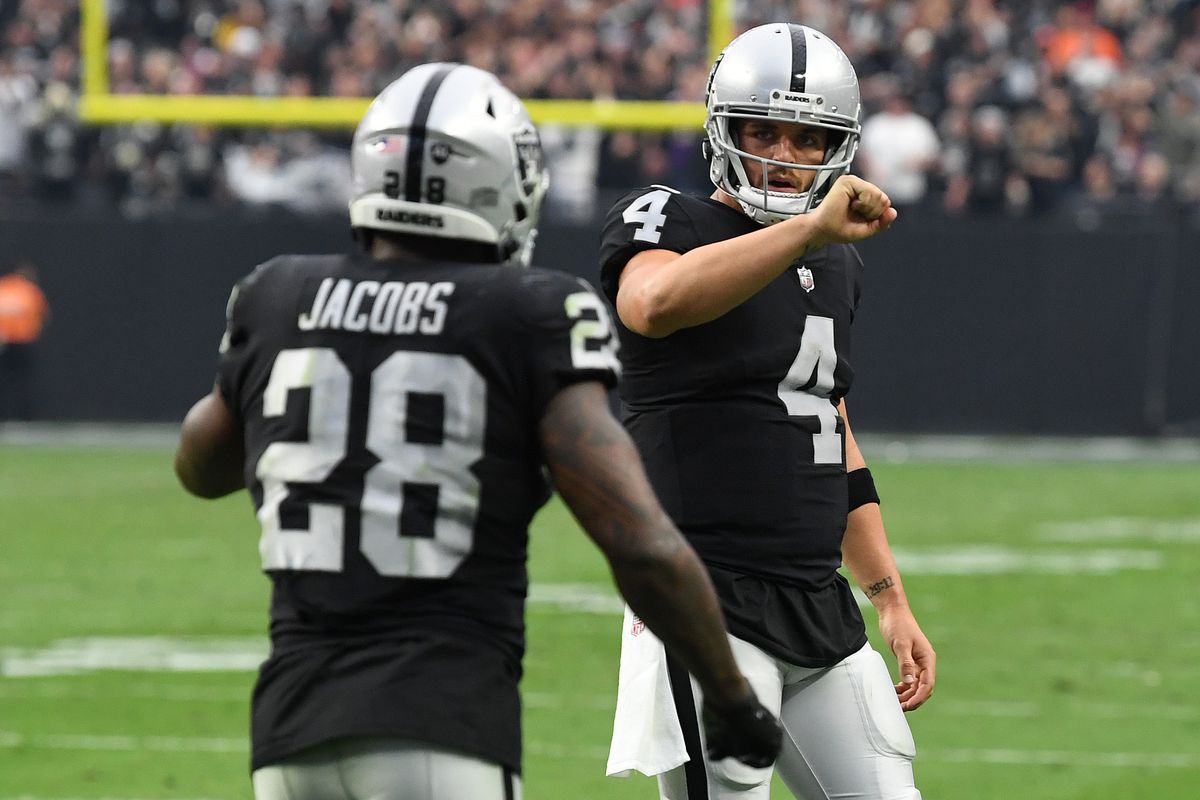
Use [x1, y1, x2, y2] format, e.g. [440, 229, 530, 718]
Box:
[1, 444, 1198, 798]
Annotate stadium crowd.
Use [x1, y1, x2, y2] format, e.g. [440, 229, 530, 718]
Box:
[0, 0, 1198, 222]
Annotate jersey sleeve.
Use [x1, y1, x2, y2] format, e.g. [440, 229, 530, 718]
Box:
[517, 271, 621, 419]
[597, 185, 701, 305]
[215, 257, 280, 413]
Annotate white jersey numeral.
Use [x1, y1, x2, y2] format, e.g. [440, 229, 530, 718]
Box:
[565, 290, 621, 373]
[361, 352, 484, 578]
[255, 347, 486, 578]
[622, 188, 672, 243]
[777, 316, 843, 465]
[257, 348, 350, 571]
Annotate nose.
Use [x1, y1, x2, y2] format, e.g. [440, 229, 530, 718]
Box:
[769, 135, 805, 167]
[770, 138, 797, 162]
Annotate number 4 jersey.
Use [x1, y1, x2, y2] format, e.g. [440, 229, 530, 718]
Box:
[216, 253, 619, 773]
[599, 185, 867, 666]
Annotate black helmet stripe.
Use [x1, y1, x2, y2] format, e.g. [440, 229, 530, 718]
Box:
[789, 25, 807, 93]
[405, 63, 457, 202]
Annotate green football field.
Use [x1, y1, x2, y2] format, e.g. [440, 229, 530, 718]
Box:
[2, 443, 1198, 799]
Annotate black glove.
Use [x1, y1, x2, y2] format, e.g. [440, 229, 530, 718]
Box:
[701, 691, 782, 768]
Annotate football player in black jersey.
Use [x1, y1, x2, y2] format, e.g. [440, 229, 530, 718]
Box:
[599, 25, 935, 800]
[174, 63, 781, 800]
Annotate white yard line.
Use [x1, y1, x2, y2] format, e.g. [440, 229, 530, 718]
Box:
[0, 683, 248, 702]
[922, 748, 1200, 769]
[1037, 517, 1200, 544]
[527, 583, 623, 614]
[890, 546, 1163, 575]
[4, 424, 1199, 463]
[936, 699, 1200, 721]
[0, 423, 181, 449]
[859, 434, 1200, 463]
[0, 730, 244, 753]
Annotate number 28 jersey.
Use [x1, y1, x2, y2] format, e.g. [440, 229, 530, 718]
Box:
[599, 186, 864, 589]
[216, 253, 618, 773]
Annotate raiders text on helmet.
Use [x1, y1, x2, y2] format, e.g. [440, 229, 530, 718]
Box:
[350, 63, 549, 266]
[705, 24, 862, 225]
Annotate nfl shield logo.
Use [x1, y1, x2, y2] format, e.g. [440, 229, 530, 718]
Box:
[797, 266, 815, 293]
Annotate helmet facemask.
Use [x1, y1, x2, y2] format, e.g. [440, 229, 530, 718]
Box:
[707, 99, 860, 226]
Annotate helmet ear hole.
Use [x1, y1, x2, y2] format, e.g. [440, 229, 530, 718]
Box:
[825, 130, 847, 162]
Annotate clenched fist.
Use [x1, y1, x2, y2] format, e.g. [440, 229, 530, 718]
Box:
[808, 174, 898, 248]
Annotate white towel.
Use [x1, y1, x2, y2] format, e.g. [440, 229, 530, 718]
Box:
[605, 605, 690, 777]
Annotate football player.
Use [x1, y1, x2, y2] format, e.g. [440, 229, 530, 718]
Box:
[599, 24, 935, 800]
[175, 63, 781, 800]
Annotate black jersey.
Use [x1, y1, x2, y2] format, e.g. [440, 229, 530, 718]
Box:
[216, 253, 619, 772]
[599, 186, 866, 666]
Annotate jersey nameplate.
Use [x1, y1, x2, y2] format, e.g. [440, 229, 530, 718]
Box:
[298, 277, 454, 335]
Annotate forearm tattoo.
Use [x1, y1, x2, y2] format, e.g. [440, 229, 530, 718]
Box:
[867, 576, 894, 597]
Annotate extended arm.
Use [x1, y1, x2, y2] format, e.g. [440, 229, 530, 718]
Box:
[175, 388, 246, 499]
[539, 381, 750, 705]
[839, 400, 936, 710]
[617, 175, 896, 337]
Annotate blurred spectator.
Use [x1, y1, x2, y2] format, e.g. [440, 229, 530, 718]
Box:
[1077, 153, 1119, 209]
[0, 261, 50, 421]
[1132, 150, 1172, 211]
[0, 54, 36, 199]
[540, 126, 602, 224]
[1012, 102, 1074, 214]
[1158, 84, 1200, 205]
[597, 130, 644, 192]
[223, 131, 351, 214]
[945, 105, 1022, 216]
[1042, 2, 1123, 94]
[858, 80, 941, 209]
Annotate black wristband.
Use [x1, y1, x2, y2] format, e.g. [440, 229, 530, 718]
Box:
[847, 467, 880, 512]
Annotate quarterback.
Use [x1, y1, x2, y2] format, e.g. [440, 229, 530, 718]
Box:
[175, 63, 780, 800]
[601, 24, 935, 800]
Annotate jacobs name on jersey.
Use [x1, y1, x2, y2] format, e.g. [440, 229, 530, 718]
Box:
[217, 252, 619, 774]
[297, 276, 453, 335]
[599, 184, 868, 666]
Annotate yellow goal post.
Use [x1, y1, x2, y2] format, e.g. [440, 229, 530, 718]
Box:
[79, 0, 733, 130]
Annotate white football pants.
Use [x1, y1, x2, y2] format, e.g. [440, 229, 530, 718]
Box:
[659, 638, 921, 800]
[251, 738, 521, 800]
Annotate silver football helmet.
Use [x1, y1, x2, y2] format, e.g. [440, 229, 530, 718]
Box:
[705, 23, 861, 224]
[349, 63, 549, 266]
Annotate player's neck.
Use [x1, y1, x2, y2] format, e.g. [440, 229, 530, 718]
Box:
[370, 237, 414, 261]
[366, 232, 503, 266]
[711, 187, 744, 214]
